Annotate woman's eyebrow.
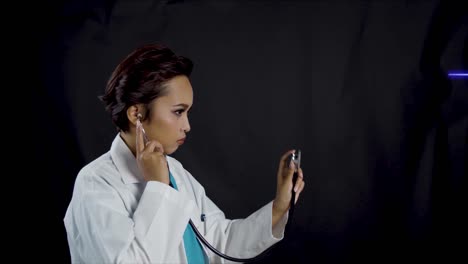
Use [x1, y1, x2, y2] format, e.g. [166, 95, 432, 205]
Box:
[172, 103, 190, 108]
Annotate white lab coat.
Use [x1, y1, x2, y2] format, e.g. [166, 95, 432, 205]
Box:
[64, 134, 288, 263]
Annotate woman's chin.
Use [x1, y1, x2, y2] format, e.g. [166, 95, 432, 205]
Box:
[165, 146, 178, 155]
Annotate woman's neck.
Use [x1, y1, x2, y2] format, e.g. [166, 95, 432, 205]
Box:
[119, 131, 137, 156]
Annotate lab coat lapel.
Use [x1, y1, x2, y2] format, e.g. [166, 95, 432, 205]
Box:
[174, 175, 203, 230]
[168, 164, 203, 231]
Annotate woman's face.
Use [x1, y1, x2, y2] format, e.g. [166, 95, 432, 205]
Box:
[143, 75, 193, 155]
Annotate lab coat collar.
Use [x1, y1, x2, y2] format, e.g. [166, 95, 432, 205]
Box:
[110, 134, 144, 184]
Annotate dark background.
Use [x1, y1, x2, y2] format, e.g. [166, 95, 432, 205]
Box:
[30, 0, 466, 263]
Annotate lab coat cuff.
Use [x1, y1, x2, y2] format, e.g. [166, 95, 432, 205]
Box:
[268, 201, 289, 240]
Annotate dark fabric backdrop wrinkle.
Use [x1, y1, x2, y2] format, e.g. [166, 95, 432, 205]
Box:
[33, 1, 467, 263]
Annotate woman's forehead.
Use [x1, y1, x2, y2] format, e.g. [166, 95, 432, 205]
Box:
[159, 76, 193, 105]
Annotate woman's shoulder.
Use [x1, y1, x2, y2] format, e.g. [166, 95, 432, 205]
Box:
[74, 151, 117, 189]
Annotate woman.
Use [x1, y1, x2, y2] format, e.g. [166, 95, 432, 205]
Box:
[64, 43, 305, 263]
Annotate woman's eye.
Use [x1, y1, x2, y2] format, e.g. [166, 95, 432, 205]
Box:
[174, 109, 184, 116]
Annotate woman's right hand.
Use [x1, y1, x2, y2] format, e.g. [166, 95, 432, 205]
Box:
[135, 120, 170, 184]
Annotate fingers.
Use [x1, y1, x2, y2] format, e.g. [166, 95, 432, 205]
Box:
[293, 176, 302, 193]
[278, 150, 296, 183]
[143, 140, 165, 154]
[295, 181, 305, 204]
[136, 120, 145, 155]
[279, 149, 296, 169]
[136, 120, 165, 155]
[294, 168, 304, 204]
[293, 168, 304, 192]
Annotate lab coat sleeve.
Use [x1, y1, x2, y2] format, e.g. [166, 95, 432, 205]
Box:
[203, 198, 288, 263]
[68, 171, 195, 263]
[184, 170, 289, 263]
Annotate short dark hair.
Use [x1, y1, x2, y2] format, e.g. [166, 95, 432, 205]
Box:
[99, 43, 193, 132]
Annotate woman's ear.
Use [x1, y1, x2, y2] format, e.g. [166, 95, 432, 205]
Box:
[127, 104, 144, 126]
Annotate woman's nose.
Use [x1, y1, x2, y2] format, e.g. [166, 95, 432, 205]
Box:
[183, 116, 191, 133]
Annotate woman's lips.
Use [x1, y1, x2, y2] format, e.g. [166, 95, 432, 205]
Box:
[177, 138, 185, 144]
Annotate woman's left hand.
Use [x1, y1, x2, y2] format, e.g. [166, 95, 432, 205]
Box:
[272, 150, 305, 219]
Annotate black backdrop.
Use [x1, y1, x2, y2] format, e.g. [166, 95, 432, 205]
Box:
[31, 1, 467, 263]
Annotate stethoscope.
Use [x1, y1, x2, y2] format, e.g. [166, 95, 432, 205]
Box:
[138, 115, 301, 262]
[187, 150, 302, 262]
